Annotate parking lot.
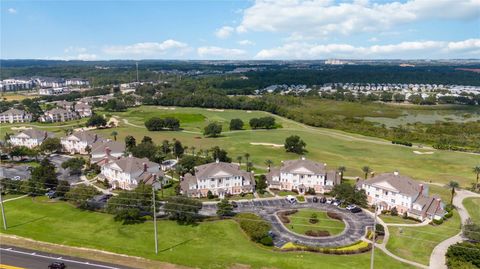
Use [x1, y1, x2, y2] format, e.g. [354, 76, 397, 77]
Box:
[200, 196, 375, 248]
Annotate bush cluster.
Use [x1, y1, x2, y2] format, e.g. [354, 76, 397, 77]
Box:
[391, 140, 413, 147]
[145, 117, 180, 131]
[235, 213, 272, 246]
[278, 210, 298, 224]
[249, 116, 276, 129]
[432, 218, 444, 225]
[305, 230, 330, 237]
[281, 241, 372, 255]
[327, 211, 342, 221]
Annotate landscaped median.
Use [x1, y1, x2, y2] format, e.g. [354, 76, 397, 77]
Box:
[278, 209, 345, 237]
[280, 240, 372, 254]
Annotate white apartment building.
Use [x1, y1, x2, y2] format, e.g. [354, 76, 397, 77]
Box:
[9, 129, 55, 149]
[101, 156, 165, 190]
[181, 160, 255, 198]
[39, 88, 71, 96]
[61, 131, 103, 154]
[0, 108, 32, 123]
[74, 103, 92, 118]
[0, 78, 35, 92]
[39, 108, 78, 122]
[266, 157, 340, 194]
[357, 172, 446, 221]
[90, 140, 126, 165]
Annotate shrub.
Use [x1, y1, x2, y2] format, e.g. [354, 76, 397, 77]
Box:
[278, 210, 298, 224]
[259, 236, 274, 246]
[207, 190, 214, 199]
[297, 195, 305, 202]
[402, 212, 408, 219]
[432, 218, 444, 225]
[391, 207, 398, 216]
[305, 230, 330, 237]
[306, 187, 316, 195]
[445, 204, 455, 212]
[444, 211, 453, 219]
[327, 211, 342, 221]
[375, 224, 385, 236]
[235, 213, 271, 242]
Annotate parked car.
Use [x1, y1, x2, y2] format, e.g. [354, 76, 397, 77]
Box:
[268, 230, 276, 238]
[48, 262, 66, 269]
[319, 196, 327, 203]
[350, 207, 362, 213]
[346, 204, 357, 210]
[332, 199, 341, 206]
[45, 190, 57, 199]
[286, 195, 297, 204]
[13, 176, 21, 181]
[326, 198, 333, 204]
[231, 201, 238, 208]
[312, 196, 319, 203]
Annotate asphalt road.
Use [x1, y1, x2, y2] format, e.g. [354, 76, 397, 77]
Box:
[0, 245, 134, 269]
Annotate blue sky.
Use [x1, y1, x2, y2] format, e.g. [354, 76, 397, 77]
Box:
[1, 0, 479, 60]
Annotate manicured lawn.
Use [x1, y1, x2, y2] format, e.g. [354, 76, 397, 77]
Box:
[0, 197, 418, 269]
[386, 210, 462, 265]
[380, 215, 419, 224]
[285, 209, 345, 236]
[463, 197, 480, 223]
[2, 106, 478, 188]
[274, 190, 298, 197]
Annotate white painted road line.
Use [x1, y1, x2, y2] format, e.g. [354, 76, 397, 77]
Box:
[0, 248, 121, 269]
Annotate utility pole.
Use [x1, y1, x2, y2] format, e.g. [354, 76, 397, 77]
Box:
[370, 203, 378, 269]
[136, 62, 139, 83]
[0, 186, 7, 230]
[152, 185, 158, 254]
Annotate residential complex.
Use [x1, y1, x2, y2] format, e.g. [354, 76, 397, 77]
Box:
[39, 108, 79, 122]
[181, 160, 255, 198]
[9, 129, 55, 148]
[90, 140, 125, 164]
[100, 156, 165, 190]
[266, 157, 340, 194]
[61, 131, 103, 154]
[357, 172, 446, 221]
[0, 108, 32, 123]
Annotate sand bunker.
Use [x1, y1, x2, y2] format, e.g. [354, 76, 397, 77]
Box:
[206, 109, 224, 112]
[250, 142, 283, 148]
[413, 151, 434, 155]
[246, 111, 252, 113]
[158, 107, 176, 110]
[11, 126, 32, 130]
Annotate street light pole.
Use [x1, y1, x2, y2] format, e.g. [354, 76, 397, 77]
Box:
[152, 185, 158, 254]
[370, 203, 378, 269]
[0, 186, 8, 230]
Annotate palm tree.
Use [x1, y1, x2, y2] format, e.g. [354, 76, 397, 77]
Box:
[447, 181, 460, 205]
[337, 166, 347, 182]
[111, 131, 118, 141]
[265, 159, 273, 172]
[246, 162, 253, 172]
[473, 166, 480, 191]
[362, 166, 371, 179]
[236, 156, 243, 167]
[244, 153, 250, 164]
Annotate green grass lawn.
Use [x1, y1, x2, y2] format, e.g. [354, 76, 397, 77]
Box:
[2, 105, 478, 188]
[379, 215, 419, 224]
[1, 197, 417, 269]
[274, 190, 298, 197]
[463, 197, 480, 223]
[285, 209, 345, 236]
[386, 210, 462, 265]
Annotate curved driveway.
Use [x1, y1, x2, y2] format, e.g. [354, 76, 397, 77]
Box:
[202, 197, 374, 248]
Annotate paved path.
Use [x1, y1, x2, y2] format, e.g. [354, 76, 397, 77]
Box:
[1, 195, 28, 203]
[77, 175, 116, 196]
[386, 219, 430, 227]
[428, 189, 480, 269]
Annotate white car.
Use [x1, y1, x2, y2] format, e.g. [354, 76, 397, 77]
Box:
[286, 195, 297, 204]
[332, 200, 341, 206]
[13, 176, 21, 181]
[326, 198, 333, 204]
[346, 204, 357, 210]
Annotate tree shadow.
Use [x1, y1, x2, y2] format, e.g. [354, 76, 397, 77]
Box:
[158, 238, 195, 253]
[8, 216, 48, 228]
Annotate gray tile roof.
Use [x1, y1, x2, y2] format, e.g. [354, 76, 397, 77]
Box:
[91, 140, 125, 155]
[67, 131, 103, 144]
[13, 129, 55, 141]
[360, 172, 422, 197]
[194, 161, 254, 183]
[110, 156, 159, 174]
[280, 158, 327, 174]
[0, 108, 29, 116]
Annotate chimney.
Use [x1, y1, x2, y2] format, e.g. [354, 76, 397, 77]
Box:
[419, 184, 424, 197]
[105, 146, 111, 156]
[301, 156, 306, 160]
[393, 171, 399, 176]
[94, 134, 98, 142]
[143, 163, 148, 172]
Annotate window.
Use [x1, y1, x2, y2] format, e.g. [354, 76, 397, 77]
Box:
[375, 194, 379, 198]
[391, 199, 395, 203]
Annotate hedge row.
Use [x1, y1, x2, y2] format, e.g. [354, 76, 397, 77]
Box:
[278, 210, 298, 224]
[281, 241, 372, 255]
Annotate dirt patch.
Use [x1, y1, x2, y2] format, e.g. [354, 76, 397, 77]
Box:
[413, 151, 434, 155]
[250, 142, 283, 148]
[0, 234, 192, 269]
[305, 230, 330, 237]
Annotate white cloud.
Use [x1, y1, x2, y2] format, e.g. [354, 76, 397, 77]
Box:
[238, 39, 255, 46]
[368, 37, 379, 42]
[7, 8, 17, 14]
[255, 39, 480, 59]
[43, 54, 97, 61]
[76, 54, 97, 61]
[103, 40, 189, 57]
[215, 26, 234, 39]
[237, 0, 480, 38]
[197, 46, 247, 59]
[64, 46, 87, 54]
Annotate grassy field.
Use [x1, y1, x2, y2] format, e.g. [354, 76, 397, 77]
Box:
[1, 106, 479, 187]
[386, 210, 461, 265]
[463, 197, 480, 223]
[285, 209, 345, 236]
[1, 197, 417, 269]
[379, 215, 419, 225]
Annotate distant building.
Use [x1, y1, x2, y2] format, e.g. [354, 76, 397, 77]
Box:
[65, 78, 89, 86]
[0, 108, 32, 123]
[61, 131, 103, 154]
[101, 156, 166, 190]
[0, 78, 35, 92]
[266, 157, 340, 194]
[54, 100, 74, 111]
[39, 87, 71, 96]
[357, 172, 446, 221]
[39, 108, 78, 122]
[9, 129, 55, 148]
[181, 160, 255, 198]
[74, 103, 92, 118]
